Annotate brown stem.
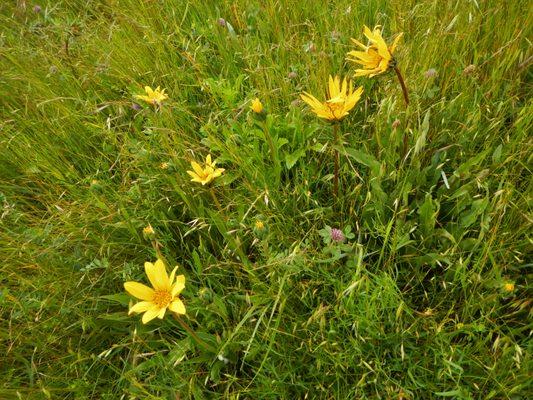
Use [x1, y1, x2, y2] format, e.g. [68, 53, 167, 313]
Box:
[176, 316, 216, 353]
[394, 66, 409, 106]
[333, 123, 339, 198]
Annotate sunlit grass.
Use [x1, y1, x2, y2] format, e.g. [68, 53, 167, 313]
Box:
[1, 0, 531, 398]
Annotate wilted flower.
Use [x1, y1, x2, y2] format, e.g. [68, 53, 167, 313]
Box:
[186, 154, 225, 185]
[131, 103, 142, 111]
[124, 259, 186, 324]
[135, 86, 168, 105]
[251, 98, 263, 113]
[304, 42, 316, 53]
[300, 75, 363, 121]
[463, 64, 476, 75]
[346, 25, 402, 77]
[33, 5, 42, 13]
[424, 68, 437, 78]
[392, 119, 401, 129]
[330, 228, 345, 243]
[288, 71, 298, 79]
[217, 18, 227, 27]
[160, 162, 169, 170]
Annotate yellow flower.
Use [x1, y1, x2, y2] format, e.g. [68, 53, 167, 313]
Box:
[124, 259, 186, 324]
[135, 85, 169, 105]
[346, 25, 403, 77]
[143, 224, 155, 236]
[300, 75, 363, 121]
[254, 220, 264, 230]
[251, 98, 263, 113]
[186, 154, 225, 185]
[503, 282, 515, 292]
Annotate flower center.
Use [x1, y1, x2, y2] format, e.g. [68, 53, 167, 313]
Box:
[152, 290, 172, 308]
[326, 101, 345, 119]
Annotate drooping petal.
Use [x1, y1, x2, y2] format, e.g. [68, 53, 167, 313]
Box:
[212, 168, 225, 179]
[124, 281, 155, 301]
[354, 68, 376, 77]
[128, 301, 154, 315]
[389, 32, 403, 54]
[206, 154, 212, 166]
[187, 170, 199, 179]
[141, 307, 161, 324]
[350, 38, 368, 50]
[300, 92, 323, 110]
[169, 299, 186, 315]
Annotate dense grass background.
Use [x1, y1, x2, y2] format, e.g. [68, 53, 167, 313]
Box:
[1, 0, 531, 398]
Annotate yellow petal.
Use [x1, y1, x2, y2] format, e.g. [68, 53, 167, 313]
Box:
[328, 75, 336, 99]
[141, 307, 160, 324]
[169, 266, 178, 286]
[300, 92, 323, 109]
[191, 161, 204, 176]
[124, 282, 155, 301]
[145, 86, 153, 95]
[154, 259, 171, 289]
[157, 307, 166, 319]
[206, 154, 212, 166]
[187, 170, 199, 179]
[172, 275, 186, 297]
[350, 38, 368, 50]
[169, 299, 186, 315]
[129, 301, 154, 315]
[389, 32, 403, 54]
[144, 260, 168, 291]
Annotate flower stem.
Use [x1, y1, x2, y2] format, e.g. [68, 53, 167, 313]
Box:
[176, 316, 216, 353]
[209, 187, 223, 212]
[333, 123, 340, 198]
[394, 66, 409, 106]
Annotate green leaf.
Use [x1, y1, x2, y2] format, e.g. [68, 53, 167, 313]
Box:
[342, 147, 381, 176]
[285, 149, 305, 169]
[414, 109, 430, 156]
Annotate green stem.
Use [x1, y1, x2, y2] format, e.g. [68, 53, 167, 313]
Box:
[333, 123, 340, 198]
[209, 187, 223, 212]
[176, 316, 216, 353]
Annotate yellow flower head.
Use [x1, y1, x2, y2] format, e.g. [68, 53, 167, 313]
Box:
[143, 224, 155, 236]
[124, 259, 186, 324]
[251, 98, 263, 113]
[503, 282, 515, 292]
[186, 154, 225, 186]
[254, 220, 264, 230]
[346, 25, 403, 77]
[135, 85, 169, 105]
[300, 75, 363, 121]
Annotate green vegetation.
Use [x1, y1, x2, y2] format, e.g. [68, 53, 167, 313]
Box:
[1, 0, 531, 398]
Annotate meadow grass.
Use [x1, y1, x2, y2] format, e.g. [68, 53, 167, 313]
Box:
[1, 0, 531, 398]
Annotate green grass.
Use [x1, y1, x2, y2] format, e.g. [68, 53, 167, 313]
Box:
[1, 0, 531, 398]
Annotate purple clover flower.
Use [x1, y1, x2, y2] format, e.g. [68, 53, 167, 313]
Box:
[330, 228, 345, 243]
